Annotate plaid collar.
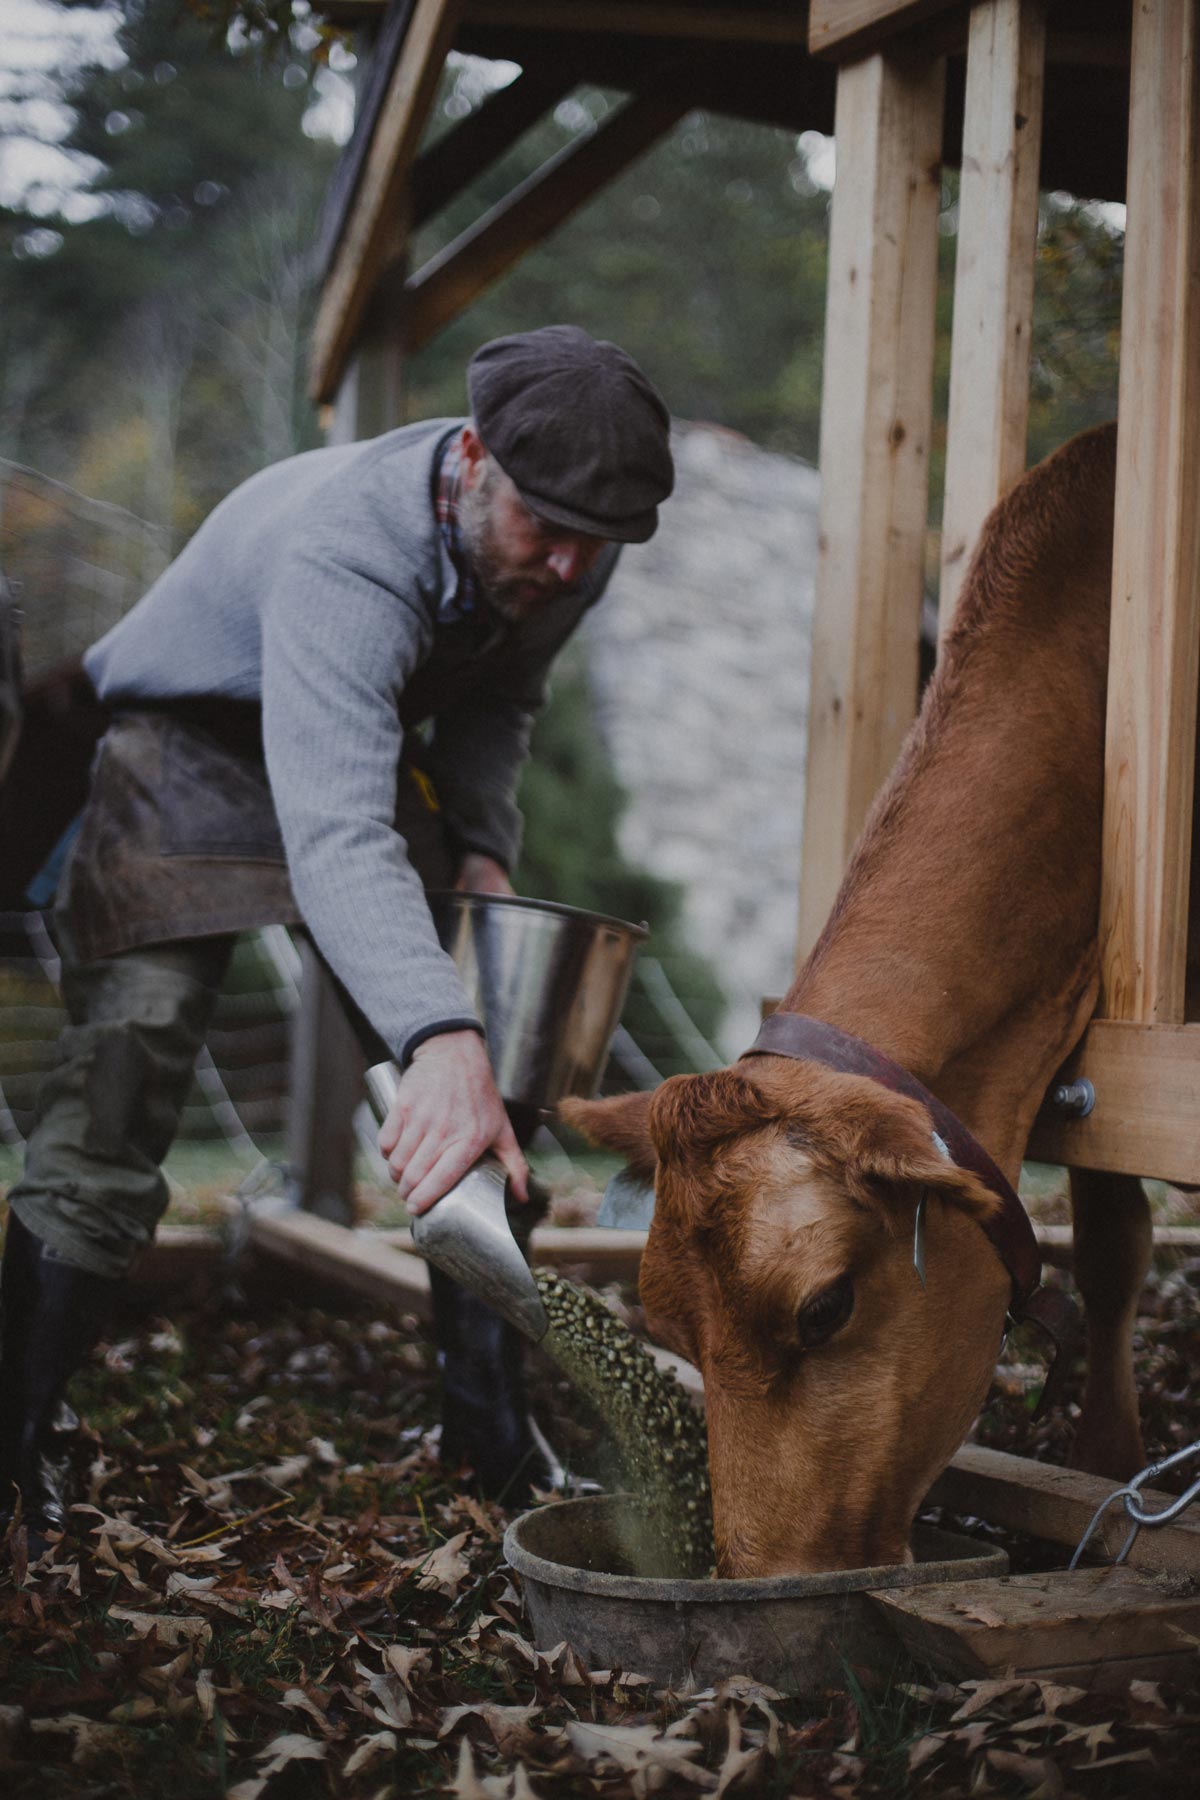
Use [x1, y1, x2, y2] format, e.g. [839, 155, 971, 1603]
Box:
[434, 432, 483, 625]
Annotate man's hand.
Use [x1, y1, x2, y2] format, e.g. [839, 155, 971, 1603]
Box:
[455, 852, 514, 896]
[378, 1028, 528, 1214]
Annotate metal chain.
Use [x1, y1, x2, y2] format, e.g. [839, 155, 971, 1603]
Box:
[1069, 1440, 1200, 1569]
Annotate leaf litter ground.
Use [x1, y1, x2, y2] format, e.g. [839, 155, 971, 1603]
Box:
[2, 1230, 1200, 1798]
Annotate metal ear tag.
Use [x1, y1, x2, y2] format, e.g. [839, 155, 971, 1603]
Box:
[912, 1191, 927, 1289]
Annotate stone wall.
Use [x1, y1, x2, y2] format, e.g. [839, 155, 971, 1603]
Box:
[582, 422, 819, 1057]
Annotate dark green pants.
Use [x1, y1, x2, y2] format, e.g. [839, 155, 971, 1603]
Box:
[6, 930, 234, 1278]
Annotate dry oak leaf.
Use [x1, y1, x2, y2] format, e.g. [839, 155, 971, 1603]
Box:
[985, 1748, 1065, 1797]
[564, 1720, 719, 1791]
[382, 1641, 431, 1689]
[438, 1701, 542, 1755]
[396, 1528, 471, 1595]
[451, 1737, 544, 1800]
[227, 1730, 330, 1798]
[108, 1607, 211, 1647]
[344, 1729, 398, 1778]
[951, 1678, 1038, 1721]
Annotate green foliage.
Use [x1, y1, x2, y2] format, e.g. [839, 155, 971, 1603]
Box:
[516, 661, 727, 1077]
[0, 0, 334, 540]
[406, 98, 831, 461]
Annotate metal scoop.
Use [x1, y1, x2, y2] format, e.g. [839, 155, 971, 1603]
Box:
[365, 1060, 549, 1343]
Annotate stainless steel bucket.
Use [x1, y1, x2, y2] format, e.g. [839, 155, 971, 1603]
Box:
[429, 891, 647, 1107]
[370, 893, 646, 1116]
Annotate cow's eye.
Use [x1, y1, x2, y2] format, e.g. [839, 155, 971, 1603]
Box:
[797, 1275, 854, 1347]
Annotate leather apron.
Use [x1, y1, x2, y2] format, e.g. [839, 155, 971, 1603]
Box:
[59, 705, 454, 964]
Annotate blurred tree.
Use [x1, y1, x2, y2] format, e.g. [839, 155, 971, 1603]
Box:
[0, 0, 333, 538]
[515, 660, 727, 1080]
[406, 98, 832, 461]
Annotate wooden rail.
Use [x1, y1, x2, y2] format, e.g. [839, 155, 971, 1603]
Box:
[1097, 0, 1200, 1029]
[938, 0, 1045, 634]
[796, 45, 945, 961]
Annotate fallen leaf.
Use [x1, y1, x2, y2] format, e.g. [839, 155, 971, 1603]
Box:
[344, 1729, 397, 1777]
[985, 1748, 1064, 1796]
[255, 1731, 328, 1775]
[565, 1719, 718, 1789]
[439, 1701, 541, 1755]
[952, 1678, 1037, 1720]
[410, 1530, 471, 1595]
[109, 1607, 211, 1647]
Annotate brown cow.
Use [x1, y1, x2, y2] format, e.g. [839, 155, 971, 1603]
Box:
[564, 421, 1167, 1578]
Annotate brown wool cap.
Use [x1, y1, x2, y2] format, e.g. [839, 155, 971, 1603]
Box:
[467, 324, 674, 543]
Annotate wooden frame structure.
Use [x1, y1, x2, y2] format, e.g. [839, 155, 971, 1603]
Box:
[291, 0, 1200, 1214]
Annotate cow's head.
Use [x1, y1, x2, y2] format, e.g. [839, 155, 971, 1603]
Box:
[562, 1055, 1011, 1576]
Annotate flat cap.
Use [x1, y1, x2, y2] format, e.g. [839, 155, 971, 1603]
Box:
[467, 324, 673, 544]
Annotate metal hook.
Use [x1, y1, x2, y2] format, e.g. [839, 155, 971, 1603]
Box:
[1069, 1439, 1200, 1569]
[912, 1191, 927, 1290]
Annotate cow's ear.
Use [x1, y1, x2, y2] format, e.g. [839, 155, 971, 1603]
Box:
[559, 1089, 658, 1178]
[845, 1087, 1001, 1223]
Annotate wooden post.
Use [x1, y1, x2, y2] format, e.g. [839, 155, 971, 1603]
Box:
[1098, 0, 1200, 1025]
[796, 49, 945, 963]
[938, 0, 1045, 634]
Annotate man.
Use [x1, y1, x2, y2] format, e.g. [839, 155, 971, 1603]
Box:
[0, 324, 674, 1536]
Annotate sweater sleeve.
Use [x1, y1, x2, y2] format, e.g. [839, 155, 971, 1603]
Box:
[260, 517, 481, 1066]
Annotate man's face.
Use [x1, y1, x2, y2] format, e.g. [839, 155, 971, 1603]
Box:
[459, 433, 607, 623]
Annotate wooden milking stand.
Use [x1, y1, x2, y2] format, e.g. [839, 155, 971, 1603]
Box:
[228, 0, 1200, 1680]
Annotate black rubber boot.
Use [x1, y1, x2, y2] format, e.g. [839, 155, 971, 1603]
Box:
[0, 1212, 119, 1545]
[431, 1169, 585, 1505]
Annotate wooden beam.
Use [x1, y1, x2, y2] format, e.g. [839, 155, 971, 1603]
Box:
[1098, 0, 1200, 1025]
[242, 1207, 435, 1316]
[326, 2, 812, 42]
[928, 1444, 1200, 1576]
[871, 1565, 1200, 1684]
[1025, 1019, 1200, 1184]
[311, 0, 464, 405]
[402, 95, 686, 352]
[809, 0, 964, 62]
[796, 49, 945, 962]
[938, 0, 1045, 634]
[1035, 1222, 1200, 1269]
[383, 1223, 648, 1283]
[287, 939, 368, 1224]
[410, 63, 584, 229]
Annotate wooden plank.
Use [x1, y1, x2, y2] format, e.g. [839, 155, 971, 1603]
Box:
[313, 0, 421, 282]
[809, 0, 963, 62]
[464, 2, 810, 42]
[1098, 0, 1200, 1025]
[287, 938, 368, 1224]
[1035, 1223, 1200, 1270]
[128, 1226, 224, 1289]
[410, 63, 583, 228]
[1025, 1019, 1200, 1184]
[938, 0, 1045, 633]
[796, 49, 945, 962]
[402, 95, 686, 353]
[311, 0, 463, 404]
[871, 1565, 1200, 1681]
[929, 1445, 1200, 1576]
[244, 1208, 435, 1317]
[383, 1223, 648, 1283]
[325, 2, 813, 41]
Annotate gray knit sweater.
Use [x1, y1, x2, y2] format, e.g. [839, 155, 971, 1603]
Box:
[84, 420, 617, 1063]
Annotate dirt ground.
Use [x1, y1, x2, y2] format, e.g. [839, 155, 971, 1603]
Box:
[2, 1189, 1200, 1799]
